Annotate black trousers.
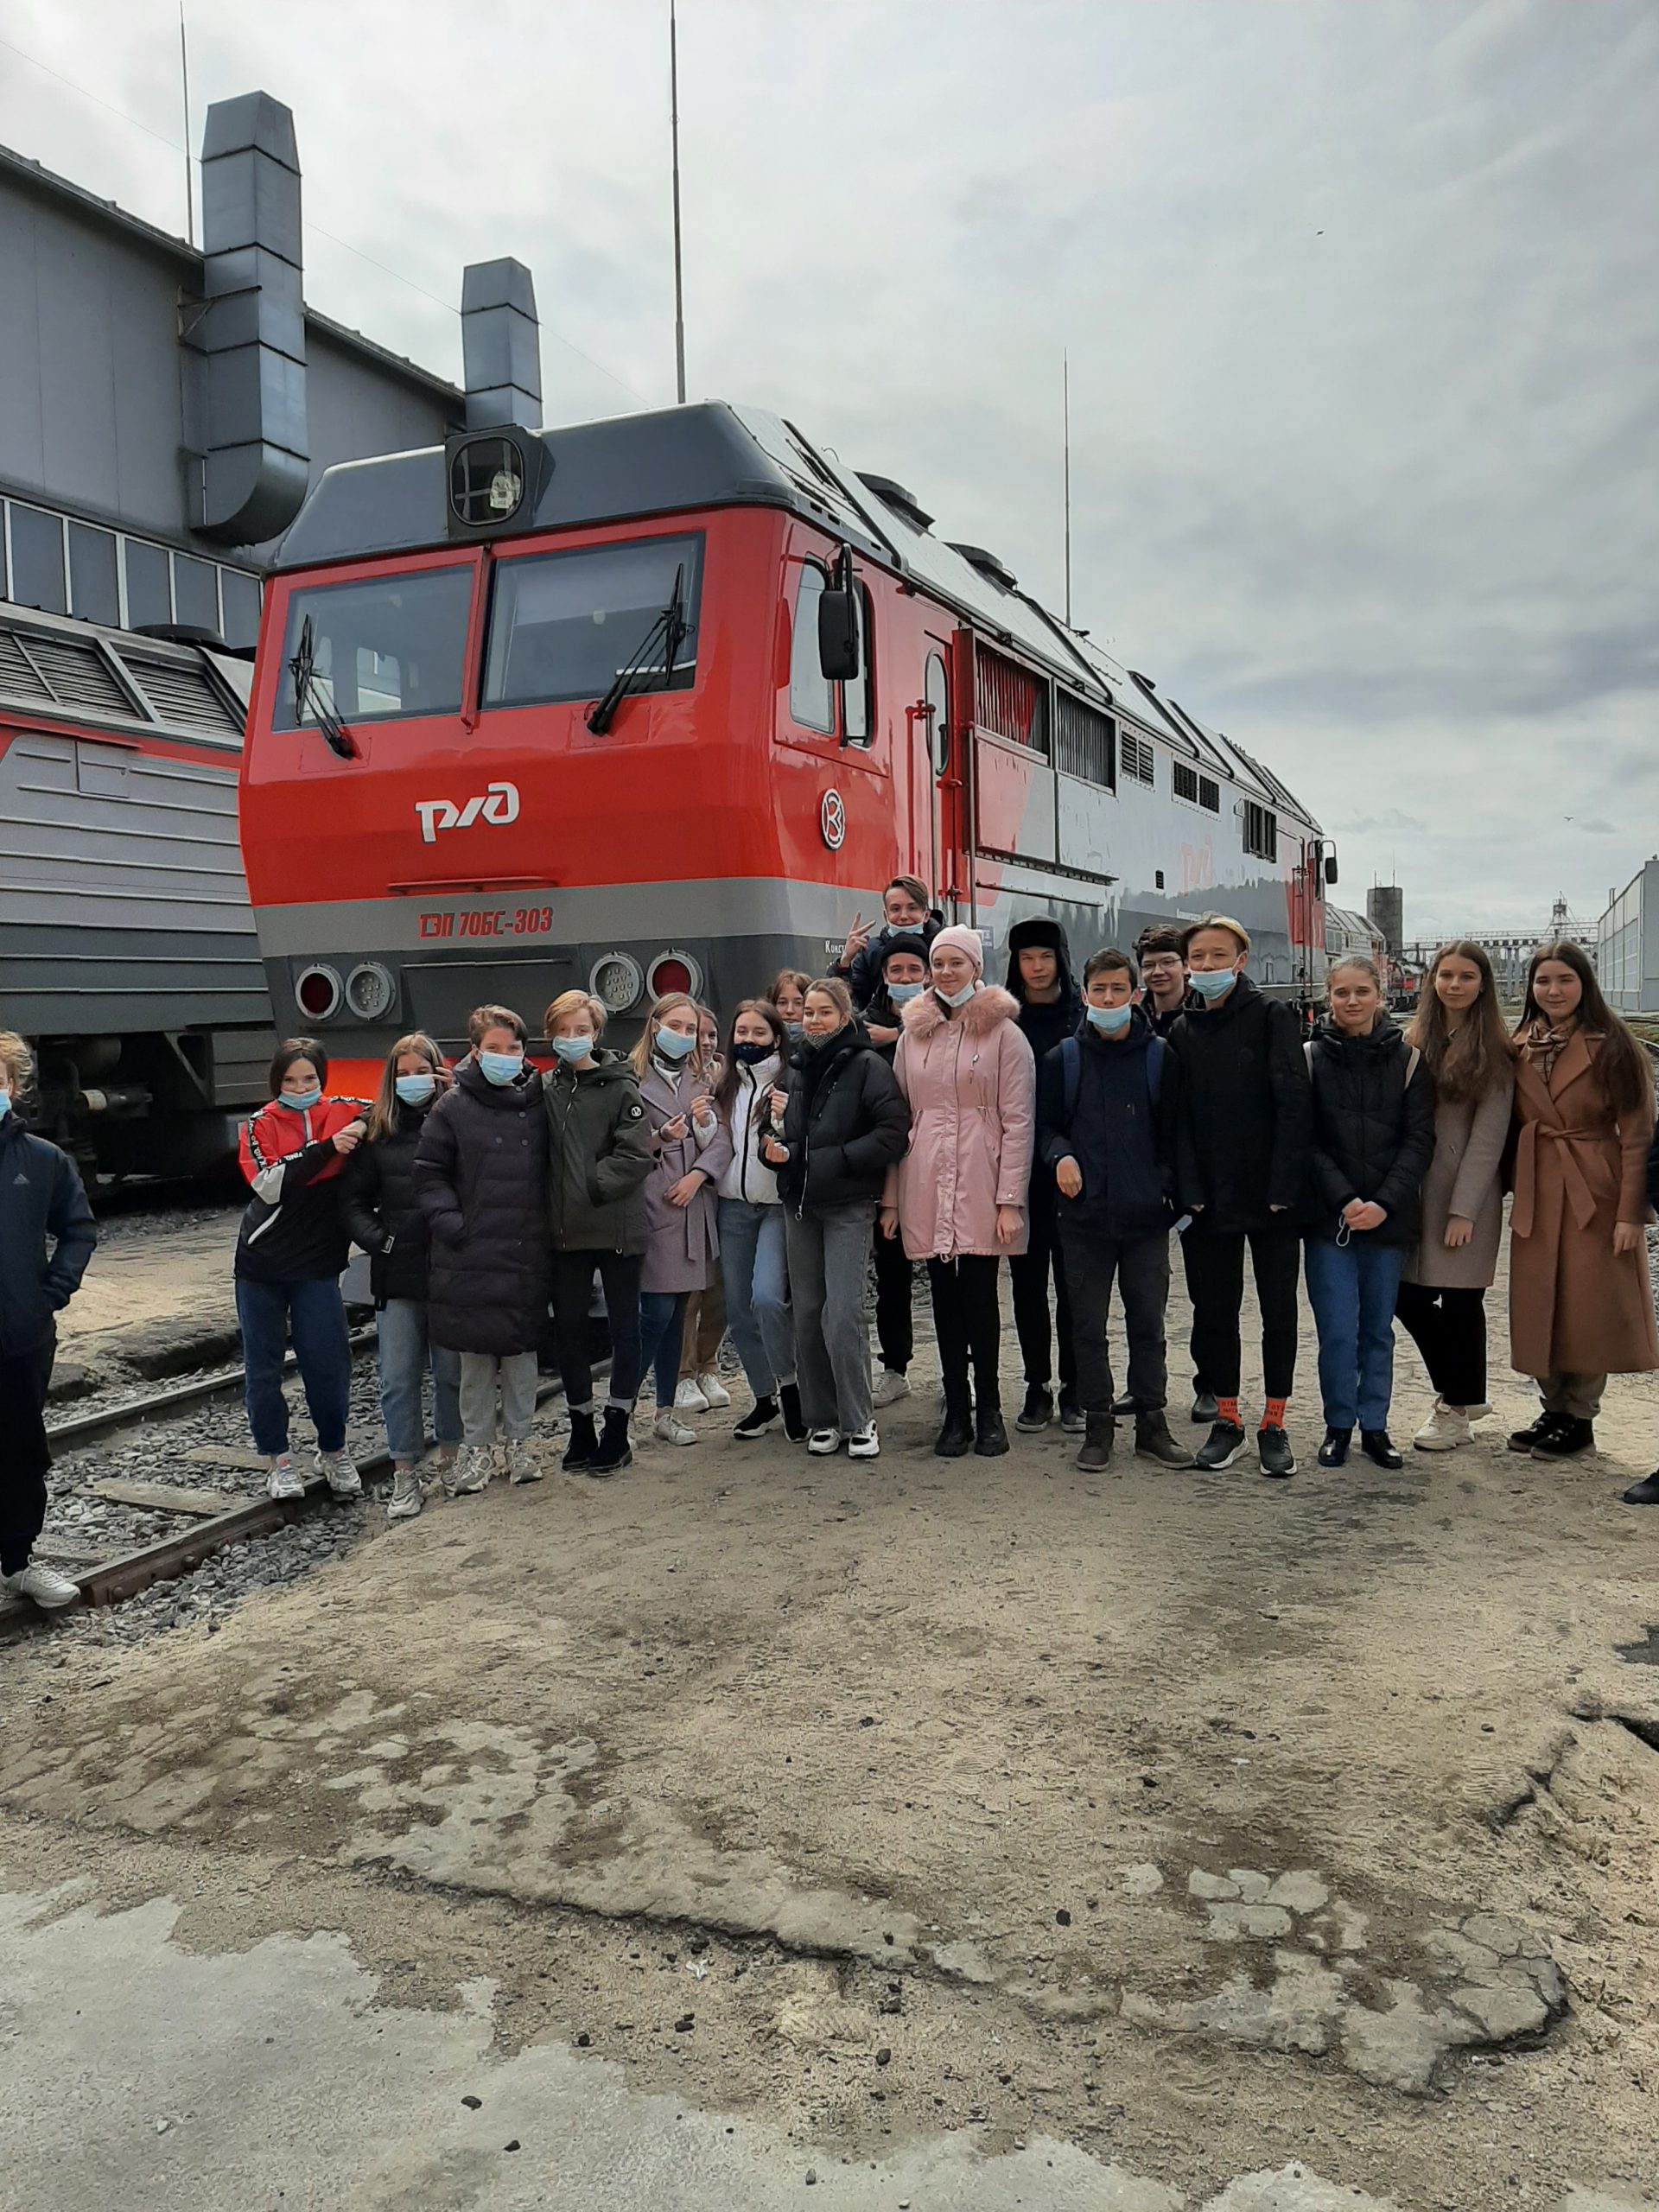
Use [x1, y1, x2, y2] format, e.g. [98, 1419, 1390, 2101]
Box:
[927, 1255, 1002, 1406]
[1, 1335, 56, 1575]
[1183, 1222, 1301, 1402]
[872, 1220, 913, 1373]
[1008, 1191, 1077, 1395]
[1059, 1225, 1171, 1415]
[1179, 1226, 1209, 1394]
[1395, 1281, 1488, 1408]
[549, 1249, 643, 1411]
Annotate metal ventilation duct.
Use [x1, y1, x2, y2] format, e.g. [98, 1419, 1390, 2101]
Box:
[194, 92, 308, 545]
[461, 259, 543, 430]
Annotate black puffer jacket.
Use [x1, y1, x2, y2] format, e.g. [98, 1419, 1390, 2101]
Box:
[340, 1100, 442, 1306]
[1166, 975, 1312, 1233]
[771, 1021, 911, 1214]
[542, 1051, 655, 1254]
[0, 1111, 97, 1357]
[1306, 1020, 1436, 1247]
[1036, 1010, 1171, 1242]
[414, 1057, 549, 1355]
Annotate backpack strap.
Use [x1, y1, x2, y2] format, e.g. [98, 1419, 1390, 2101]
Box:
[1147, 1035, 1166, 1106]
[1061, 1035, 1081, 1124]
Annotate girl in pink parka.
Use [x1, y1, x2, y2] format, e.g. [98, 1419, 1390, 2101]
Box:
[880, 925, 1035, 1459]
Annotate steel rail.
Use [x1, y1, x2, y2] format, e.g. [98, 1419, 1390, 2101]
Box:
[45, 1326, 380, 1450]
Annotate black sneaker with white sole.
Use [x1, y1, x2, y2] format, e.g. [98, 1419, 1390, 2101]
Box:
[779, 1382, 808, 1442]
[1193, 1419, 1248, 1471]
[1015, 1384, 1053, 1433]
[734, 1396, 780, 1440]
[1257, 1424, 1297, 1478]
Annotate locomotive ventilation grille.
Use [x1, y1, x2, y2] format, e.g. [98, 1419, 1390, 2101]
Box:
[0, 618, 245, 744]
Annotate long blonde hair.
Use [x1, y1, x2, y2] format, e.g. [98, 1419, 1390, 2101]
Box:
[367, 1032, 447, 1141]
[1407, 940, 1512, 1104]
[629, 992, 699, 1080]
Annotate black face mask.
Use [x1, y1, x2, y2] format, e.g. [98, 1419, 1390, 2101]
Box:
[732, 1041, 774, 1066]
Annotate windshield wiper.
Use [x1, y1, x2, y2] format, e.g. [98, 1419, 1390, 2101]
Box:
[289, 614, 359, 760]
[586, 566, 690, 734]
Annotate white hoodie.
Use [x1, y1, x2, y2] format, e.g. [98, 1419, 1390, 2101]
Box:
[716, 1056, 783, 1205]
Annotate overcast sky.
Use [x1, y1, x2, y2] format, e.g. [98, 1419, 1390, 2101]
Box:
[3, 0, 1654, 940]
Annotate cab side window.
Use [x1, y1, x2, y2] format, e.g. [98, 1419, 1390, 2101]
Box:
[789, 563, 834, 734]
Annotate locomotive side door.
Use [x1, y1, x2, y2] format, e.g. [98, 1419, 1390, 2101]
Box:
[920, 636, 966, 922]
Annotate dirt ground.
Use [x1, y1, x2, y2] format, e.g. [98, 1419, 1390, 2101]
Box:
[3, 1235, 1657, 2208]
[53, 1198, 243, 1374]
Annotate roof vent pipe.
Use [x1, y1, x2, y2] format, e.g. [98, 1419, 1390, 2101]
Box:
[461, 259, 542, 429]
[194, 92, 308, 545]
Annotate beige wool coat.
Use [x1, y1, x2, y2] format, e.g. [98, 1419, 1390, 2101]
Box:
[1507, 1031, 1658, 1380]
[1401, 1072, 1515, 1291]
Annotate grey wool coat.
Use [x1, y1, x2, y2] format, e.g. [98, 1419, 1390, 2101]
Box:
[1400, 1072, 1514, 1290]
[637, 1055, 734, 1294]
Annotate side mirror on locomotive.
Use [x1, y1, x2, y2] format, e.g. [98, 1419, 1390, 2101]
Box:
[817, 549, 862, 682]
[1325, 854, 1339, 887]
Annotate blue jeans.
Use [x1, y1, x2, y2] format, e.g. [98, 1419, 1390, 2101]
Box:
[1303, 1238, 1406, 1431]
[638, 1290, 690, 1409]
[376, 1297, 462, 1465]
[717, 1198, 794, 1398]
[235, 1274, 351, 1458]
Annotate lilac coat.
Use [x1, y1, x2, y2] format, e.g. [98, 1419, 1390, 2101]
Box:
[638, 1057, 734, 1294]
[883, 984, 1036, 1260]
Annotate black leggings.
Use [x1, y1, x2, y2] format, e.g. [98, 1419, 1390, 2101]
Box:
[1008, 1190, 1077, 1395]
[1182, 1223, 1301, 1402]
[0, 1337, 54, 1575]
[927, 1255, 1003, 1407]
[549, 1249, 643, 1411]
[1395, 1281, 1488, 1408]
[873, 1220, 913, 1373]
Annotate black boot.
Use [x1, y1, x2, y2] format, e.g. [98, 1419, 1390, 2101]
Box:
[1317, 1427, 1351, 1468]
[1015, 1383, 1053, 1433]
[935, 1389, 974, 1458]
[1531, 1416, 1595, 1459]
[1077, 1413, 1115, 1470]
[1191, 1389, 1219, 1425]
[1509, 1408, 1567, 1453]
[1058, 1390, 1085, 1433]
[1135, 1410, 1192, 1468]
[1622, 1469, 1659, 1504]
[562, 1408, 599, 1471]
[975, 1393, 1010, 1457]
[587, 1404, 632, 1478]
[779, 1381, 808, 1442]
[1360, 1428, 1403, 1470]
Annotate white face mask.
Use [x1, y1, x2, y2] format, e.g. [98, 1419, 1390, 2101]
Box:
[936, 978, 978, 1007]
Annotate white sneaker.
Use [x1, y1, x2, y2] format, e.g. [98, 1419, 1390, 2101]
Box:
[316, 1449, 363, 1498]
[807, 1427, 842, 1455]
[847, 1426, 880, 1459]
[505, 1439, 543, 1484]
[448, 1445, 494, 1495]
[1414, 1401, 1471, 1452]
[674, 1377, 709, 1413]
[266, 1453, 304, 1501]
[872, 1369, 911, 1410]
[386, 1465, 424, 1519]
[696, 1371, 731, 1409]
[653, 1410, 698, 1446]
[1, 1562, 81, 1610]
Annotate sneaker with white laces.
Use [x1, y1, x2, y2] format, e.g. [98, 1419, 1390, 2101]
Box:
[847, 1425, 880, 1459]
[807, 1427, 842, 1455]
[871, 1368, 910, 1410]
[1413, 1400, 1471, 1452]
[674, 1377, 709, 1413]
[653, 1410, 698, 1446]
[505, 1438, 543, 1484]
[266, 1452, 304, 1501]
[316, 1448, 363, 1498]
[386, 1465, 424, 1519]
[447, 1444, 494, 1495]
[1, 1561, 81, 1610]
[696, 1371, 731, 1409]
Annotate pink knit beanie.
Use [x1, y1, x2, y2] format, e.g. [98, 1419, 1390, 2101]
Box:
[931, 925, 985, 972]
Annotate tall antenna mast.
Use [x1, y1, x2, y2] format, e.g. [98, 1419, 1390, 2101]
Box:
[1062, 349, 1072, 626]
[179, 0, 194, 247]
[671, 0, 687, 404]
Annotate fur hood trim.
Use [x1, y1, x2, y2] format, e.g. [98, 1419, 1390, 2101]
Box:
[901, 983, 1021, 1040]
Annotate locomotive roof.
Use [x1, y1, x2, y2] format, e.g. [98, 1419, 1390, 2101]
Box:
[276, 400, 1319, 831]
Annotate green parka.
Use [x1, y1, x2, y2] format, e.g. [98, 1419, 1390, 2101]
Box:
[541, 1050, 655, 1254]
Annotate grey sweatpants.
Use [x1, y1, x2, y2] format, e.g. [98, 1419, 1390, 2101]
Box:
[458, 1350, 538, 1446]
[784, 1201, 875, 1437]
[1541, 1371, 1605, 1421]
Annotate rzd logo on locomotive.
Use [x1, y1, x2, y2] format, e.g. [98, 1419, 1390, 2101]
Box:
[414, 781, 520, 844]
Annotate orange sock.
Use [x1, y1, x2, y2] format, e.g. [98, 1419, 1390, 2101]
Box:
[1260, 1396, 1287, 1430]
[1217, 1395, 1242, 1427]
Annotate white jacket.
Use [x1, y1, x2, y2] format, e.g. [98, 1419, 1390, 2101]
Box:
[716, 1058, 783, 1205]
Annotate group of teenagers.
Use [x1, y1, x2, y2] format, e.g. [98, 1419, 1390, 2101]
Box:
[1, 876, 1657, 1610]
[214, 869, 1659, 1522]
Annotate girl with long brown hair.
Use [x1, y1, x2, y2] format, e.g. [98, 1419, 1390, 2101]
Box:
[1395, 942, 1515, 1451]
[1506, 941, 1657, 1459]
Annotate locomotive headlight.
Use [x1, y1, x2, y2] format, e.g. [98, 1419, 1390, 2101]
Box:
[295, 964, 342, 1022]
[590, 952, 645, 1014]
[345, 962, 397, 1021]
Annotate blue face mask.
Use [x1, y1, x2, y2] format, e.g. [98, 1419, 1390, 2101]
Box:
[477, 1050, 524, 1085]
[936, 979, 978, 1008]
[1187, 967, 1238, 1001]
[785, 1020, 805, 1041]
[1086, 1001, 1134, 1035]
[887, 980, 925, 1004]
[395, 1073, 436, 1106]
[654, 1026, 697, 1061]
[277, 1085, 321, 1111]
[550, 1035, 593, 1066]
[0, 1090, 10, 1120]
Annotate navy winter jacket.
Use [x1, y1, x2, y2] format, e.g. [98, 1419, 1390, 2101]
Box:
[0, 1113, 98, 1357]
[1036, 1012, 1171, 1243]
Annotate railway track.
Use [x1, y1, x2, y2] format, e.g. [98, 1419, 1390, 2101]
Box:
[43, 1325, 380, 1451]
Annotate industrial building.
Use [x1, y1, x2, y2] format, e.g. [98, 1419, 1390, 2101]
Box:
[1598, 859, 1659, 1014]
